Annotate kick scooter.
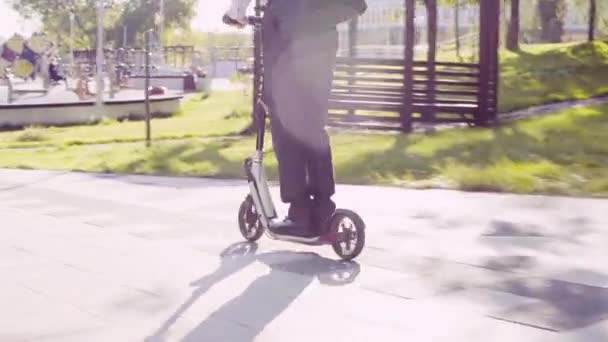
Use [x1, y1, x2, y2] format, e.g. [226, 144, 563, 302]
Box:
[234, 11, 365, 261]
[237, 100, 366, 261]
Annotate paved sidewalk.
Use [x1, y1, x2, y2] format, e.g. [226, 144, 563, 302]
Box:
[1, 169, 607, 342]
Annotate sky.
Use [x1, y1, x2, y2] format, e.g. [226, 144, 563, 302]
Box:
[0, 2, 39, 38]
[0, 0, 240, 39]
[192, 0, 242, 33]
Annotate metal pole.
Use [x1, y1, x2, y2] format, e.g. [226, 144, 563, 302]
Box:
[425, 0, 437, 122]
[96, 0, 104, 110]
[145, 30, 151, 147]
[252, 1, 262, 113]
[159, 0, 165, 46]
[477, 0, 489, 125]
[70, 10, 75, 75]
[455, 0, 461, 59]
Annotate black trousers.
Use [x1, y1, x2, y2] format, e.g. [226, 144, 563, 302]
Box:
[261, 5, 338, 204]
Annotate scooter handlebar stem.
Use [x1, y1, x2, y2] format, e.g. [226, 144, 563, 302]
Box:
[247, 16, 262, 26]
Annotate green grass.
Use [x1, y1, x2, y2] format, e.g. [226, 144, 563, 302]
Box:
[1, 102, 607, 197]
[0, 42, 607, 197]
[498, 41, 608, 112]
[0, 91, 252, 149]
[417, 41, 608, 112]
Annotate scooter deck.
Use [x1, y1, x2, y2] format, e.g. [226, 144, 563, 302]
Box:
[266, 226, 349, 246]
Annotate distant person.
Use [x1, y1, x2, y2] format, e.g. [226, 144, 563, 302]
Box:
[48, 57, 65, 84]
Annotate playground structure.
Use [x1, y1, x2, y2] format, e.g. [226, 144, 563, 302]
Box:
[2, 39, 210, 106]
[0, 30, 185, 129]
[250, 0, 501, 132]
[207, 45, 253, 78]
[1, 23, 227, 106]
[0, 3, 189, 131]
[0, 32, 136, 103]
[71, 43, 211, 94]
[1, 18, 250, 103]
[0, 33, 69, 103]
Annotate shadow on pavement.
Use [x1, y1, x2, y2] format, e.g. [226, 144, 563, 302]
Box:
[486, 274, 608, 332]
[146, 242, 361, 342]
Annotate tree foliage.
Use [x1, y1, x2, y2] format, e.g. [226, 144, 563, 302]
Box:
[9, 0, 197, 49]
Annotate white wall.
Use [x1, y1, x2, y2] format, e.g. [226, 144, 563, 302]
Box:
[128, 77, 186, 91]
[0, 97, 181, 128]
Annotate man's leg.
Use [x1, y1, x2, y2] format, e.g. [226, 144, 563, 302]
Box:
[289, 30, 340, 233]
[262, 9, 313, 231]
[269, 116, 310, 206]
[279, 31, 338, 233]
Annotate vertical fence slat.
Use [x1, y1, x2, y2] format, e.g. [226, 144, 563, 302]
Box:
[401, 0, 415, 132]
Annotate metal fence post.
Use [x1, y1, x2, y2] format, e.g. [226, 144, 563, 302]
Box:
[145, 29, 152, 147]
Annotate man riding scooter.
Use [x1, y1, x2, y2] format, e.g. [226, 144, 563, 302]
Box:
[223, 0, 367, 238]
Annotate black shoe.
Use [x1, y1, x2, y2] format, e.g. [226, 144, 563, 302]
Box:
[311, 198, 336, 236]
[270, 200, 316, 238]
[271, 218, 316, 238]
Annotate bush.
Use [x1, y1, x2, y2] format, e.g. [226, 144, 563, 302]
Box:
[16, 127, 48, 142]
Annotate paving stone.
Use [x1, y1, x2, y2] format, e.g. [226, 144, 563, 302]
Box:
[487, 277, 608, 331]
[1, 169, 607, 341]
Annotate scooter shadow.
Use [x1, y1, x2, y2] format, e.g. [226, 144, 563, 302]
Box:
[146, 242, 361, 342]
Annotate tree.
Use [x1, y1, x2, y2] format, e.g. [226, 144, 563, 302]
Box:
[588, 0, 596, 41]
[10, 0, 197, 49]
[537, 0, 567, 43]
[106, 0, 197, 47]
[506, 0, 520, 51]
[11, 0, 100, 48]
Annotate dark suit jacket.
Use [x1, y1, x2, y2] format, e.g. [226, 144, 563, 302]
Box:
[268, 0, 368, 39]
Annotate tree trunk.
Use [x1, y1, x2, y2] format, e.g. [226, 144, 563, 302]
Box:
[506, 0, 520, 51]
[537, 0, 565, 43]
[589, 0, 596, 41]
[425, 0, 437, 121]
[454, 0, 461, 59]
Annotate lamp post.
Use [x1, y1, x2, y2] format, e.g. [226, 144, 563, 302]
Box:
[144, 29, 152, 147]
[95, 0, 105, 110]
[69, 9, 75, 75]
[159, 0, 165, 46]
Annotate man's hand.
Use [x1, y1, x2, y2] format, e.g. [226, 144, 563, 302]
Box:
[222, 14, 247, 29]
[223, 0, 252, 29]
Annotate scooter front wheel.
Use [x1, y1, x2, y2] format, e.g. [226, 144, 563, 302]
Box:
[238, 195, 265, 242]
[330, 209, 366, 261]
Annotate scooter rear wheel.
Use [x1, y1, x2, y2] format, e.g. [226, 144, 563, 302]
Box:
[330, 209, 365, 261]
[238, 195, 265, 242]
